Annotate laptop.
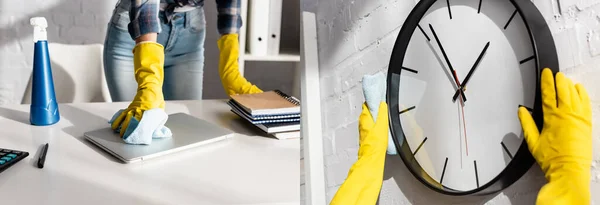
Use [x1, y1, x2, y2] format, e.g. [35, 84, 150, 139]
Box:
[84, 113, 234, 163]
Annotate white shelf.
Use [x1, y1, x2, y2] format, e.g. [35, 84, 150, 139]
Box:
[244, 52, 300, 62]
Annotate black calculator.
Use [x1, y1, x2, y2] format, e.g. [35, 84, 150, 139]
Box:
[0, 148, 29, 174]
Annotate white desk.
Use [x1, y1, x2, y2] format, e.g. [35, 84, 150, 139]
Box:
[0, 100, 300, 204]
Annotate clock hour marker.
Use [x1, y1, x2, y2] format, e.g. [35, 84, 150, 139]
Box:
[519, 104, 533, 112]
[412, 137, 428, 155]
[501, 142, 513, 159]
[391, 67, 418, 75]
[402, 66, 418, 74]
[399, 106, 416, 115]
[504, 9, 518, 30]
[440, 157, 448, 183]
[477, 0, 482, 13]
[474, 160, 479, 188]
[446, 0, 452, 19]
[417, 25, 431, 42]
[519, 55, 535, 64]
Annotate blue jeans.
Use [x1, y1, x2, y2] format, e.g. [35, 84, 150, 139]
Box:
[103, 1, 206, 101]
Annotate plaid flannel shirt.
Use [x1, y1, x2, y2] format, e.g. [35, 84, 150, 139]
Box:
[127, 0, 242, 40]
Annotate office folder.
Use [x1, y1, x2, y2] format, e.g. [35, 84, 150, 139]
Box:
[248, 0, 269, 56]
[267, 0, 282, 55]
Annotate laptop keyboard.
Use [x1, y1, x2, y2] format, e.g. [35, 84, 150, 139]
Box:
[0, 148, 29, 174]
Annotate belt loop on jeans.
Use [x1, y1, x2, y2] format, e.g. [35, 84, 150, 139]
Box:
[185, 11, 193, 29]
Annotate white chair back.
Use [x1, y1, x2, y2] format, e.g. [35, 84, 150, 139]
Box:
[22, 43, 112, 103]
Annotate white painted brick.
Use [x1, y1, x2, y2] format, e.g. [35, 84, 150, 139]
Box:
[82, 0, 114, 14]
[335, 32, 398, 92]
[329, 159, 355, 186]
[60, 26, 104, 44]
[343, 147, 359, 162]
[324, 95, 351, 129]
[333, 121, 359, 151]
[324, 153, 342, 167]
[55, 1, 83, 13]
[95, 14, 111, 27]
[319, 74, 342, 99]
[555, 28, 581, 74]
[317, 7, 359, 72]
[324, 162, 336, 187]
[348, 0, 385, 24]
[346, 86, 365, 118]
[52, 13, 74, 27]
[0, 53, 27, 69]
[0, 3, 27, 14]
[354, 0, 413, 50]
[322, 135, 334, 156]
[0, 15, 18, 28]
[326, 185, 340, 204]
[0, 42, 21, 53]
[588, 29, 600, 57]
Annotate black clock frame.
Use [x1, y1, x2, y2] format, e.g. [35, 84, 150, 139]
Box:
[386, 0, 558, 196]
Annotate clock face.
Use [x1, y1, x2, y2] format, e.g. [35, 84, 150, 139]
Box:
[387, 0, 548, 194]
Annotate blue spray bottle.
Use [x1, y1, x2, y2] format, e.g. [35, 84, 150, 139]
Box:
[29, 17, 60, 126]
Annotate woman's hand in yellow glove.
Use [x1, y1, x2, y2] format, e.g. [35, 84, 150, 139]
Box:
[110, 42, 166, 137]
[217, 34, 262, 95]
[331, 102, 388, 205]
[518, 68, 592, 205]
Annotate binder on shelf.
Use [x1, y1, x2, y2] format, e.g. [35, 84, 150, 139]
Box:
[248, 0, 269, 56]
[267, 0, 282, 55]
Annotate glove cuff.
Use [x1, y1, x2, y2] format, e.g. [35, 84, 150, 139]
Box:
[217, 34, 239, 50]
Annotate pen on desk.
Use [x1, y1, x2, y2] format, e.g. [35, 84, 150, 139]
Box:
[37, 143, 48, 169]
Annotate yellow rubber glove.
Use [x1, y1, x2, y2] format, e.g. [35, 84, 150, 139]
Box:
[217, 34, 262, 95]
[331, 102, 388, 205]
[518, 68, 592, 205]
[110, 42, 166, 137]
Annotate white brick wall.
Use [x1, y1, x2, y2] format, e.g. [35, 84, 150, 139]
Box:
[0, 0, 118, 105]
[317, 0, 600, 204]
[0, 0, 296, 104]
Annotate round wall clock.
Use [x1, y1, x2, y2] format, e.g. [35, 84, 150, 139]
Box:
[386, 0, 558, 195]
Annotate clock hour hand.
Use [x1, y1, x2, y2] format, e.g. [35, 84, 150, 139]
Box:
[452, 42, 490, 102]
[428, 24, 467, 102]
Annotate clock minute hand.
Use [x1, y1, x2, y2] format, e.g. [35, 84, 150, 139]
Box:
[428, 24, 467, 102]
[452, 42, 490, 102]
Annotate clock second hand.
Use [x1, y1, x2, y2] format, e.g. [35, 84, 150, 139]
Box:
[459, 96, 468, 156]
[455, 42, 491, 157]
[453, 74, 469, 157]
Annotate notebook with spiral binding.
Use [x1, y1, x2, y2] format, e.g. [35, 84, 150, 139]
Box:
[257, 122, 300, 134]
[227, 100, 301, 120]
[229, 90, 300, 116]
[230, 108, 300, 125]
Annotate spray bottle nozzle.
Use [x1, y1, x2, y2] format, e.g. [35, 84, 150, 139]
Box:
[30, 17, 48, 43]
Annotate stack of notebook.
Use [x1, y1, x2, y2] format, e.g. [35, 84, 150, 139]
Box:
[228, 90, 300, 139]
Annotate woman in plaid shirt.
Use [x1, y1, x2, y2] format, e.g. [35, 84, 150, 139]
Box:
[104, 0, 262, 139]
[104, 0, 247, 101]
